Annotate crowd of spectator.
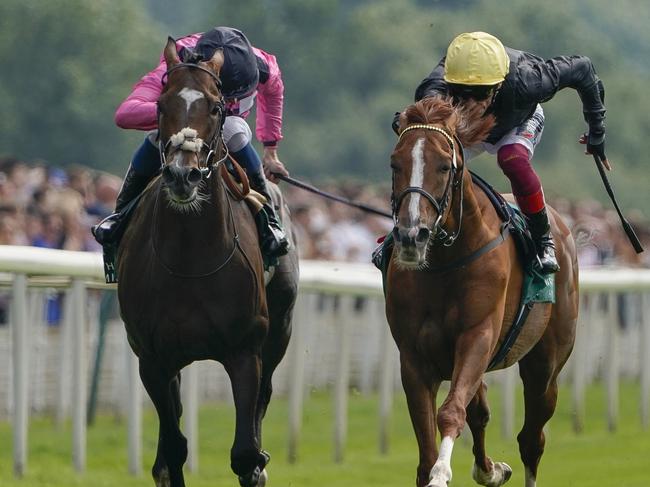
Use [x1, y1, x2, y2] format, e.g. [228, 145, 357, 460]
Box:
[1, 156, 649, 268]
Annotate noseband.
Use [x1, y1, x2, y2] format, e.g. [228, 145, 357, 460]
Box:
[392, 124, 465, 246]
[158, 63, 228, 179]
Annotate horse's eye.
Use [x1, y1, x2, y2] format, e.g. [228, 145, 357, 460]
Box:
[390, 163, 400, 174]
[441, 165, 451, 173]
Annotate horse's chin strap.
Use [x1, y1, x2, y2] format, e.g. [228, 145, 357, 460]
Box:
[393, 124, 465, 246]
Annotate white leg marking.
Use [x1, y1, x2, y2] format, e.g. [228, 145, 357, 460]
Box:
[178, 87, 204, 114]
[525, 467, 536, 487]
[427, 436, 454, 486]
[408, 137, 426, 224]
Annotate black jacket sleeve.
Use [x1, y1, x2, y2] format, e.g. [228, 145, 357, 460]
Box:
[517, 55, 606, 131]
[414, 57, 449, 101]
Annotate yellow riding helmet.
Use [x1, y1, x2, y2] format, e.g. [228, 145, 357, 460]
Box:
[444, 32, 510, 86]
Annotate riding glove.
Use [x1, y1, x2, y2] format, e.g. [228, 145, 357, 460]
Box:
[586, 128, 606, 160]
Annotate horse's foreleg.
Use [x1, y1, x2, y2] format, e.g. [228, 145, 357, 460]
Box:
[517, 343, 561, 487]
[430, 325, 495, 487]
[468, 381, 512, 487]
[139, 361, 187, 487]
[226, 353, 267, 487]
[252, 327, 291, 487]
[400, 353, 440, 487]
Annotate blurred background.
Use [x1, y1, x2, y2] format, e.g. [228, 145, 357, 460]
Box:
[2, 2, 650, 486]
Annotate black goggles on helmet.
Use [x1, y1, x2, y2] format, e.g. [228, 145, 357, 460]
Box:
[448, 83, 497, 101]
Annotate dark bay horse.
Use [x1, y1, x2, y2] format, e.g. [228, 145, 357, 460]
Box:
[117, 38, 298, 487]
[386, 97, 578, 487]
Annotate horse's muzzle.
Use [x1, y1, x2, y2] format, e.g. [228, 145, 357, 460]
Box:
[393, 224, 431, 266]
[162, 165, 202, 202]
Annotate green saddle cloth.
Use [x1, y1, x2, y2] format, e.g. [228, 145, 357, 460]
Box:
[507, 202, 555, 304]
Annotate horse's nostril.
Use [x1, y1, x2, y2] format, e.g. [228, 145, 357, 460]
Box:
[187, 168, 202, 185]
[162, 166, 174, 184]
[416, 227, 431, 243]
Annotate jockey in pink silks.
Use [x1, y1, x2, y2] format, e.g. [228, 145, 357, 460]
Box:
[96, 26, 289, 258]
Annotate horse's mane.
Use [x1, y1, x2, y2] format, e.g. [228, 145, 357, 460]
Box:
[401, 96, 496, 148]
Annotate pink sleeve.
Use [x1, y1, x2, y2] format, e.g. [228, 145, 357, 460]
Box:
[114, 62, 165, 130]
[253, 48, 284, 144]
[114, 34, 202, 131]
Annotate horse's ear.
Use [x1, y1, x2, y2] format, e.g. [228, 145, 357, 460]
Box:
[163, 36, 180, 67]
[396, 111, 408, 135]
[204, 48, 224, 75]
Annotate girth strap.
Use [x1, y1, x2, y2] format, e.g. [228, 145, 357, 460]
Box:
[426, 222, 510, 274]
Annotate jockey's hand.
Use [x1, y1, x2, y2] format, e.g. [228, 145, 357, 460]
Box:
[579, 131, 611, 171]
[263, 146, 289, 183]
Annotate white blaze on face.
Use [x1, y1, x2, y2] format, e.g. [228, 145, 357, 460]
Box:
[408, 137, 426, 224]
[171, 151, 184, 168]
[178, 87, 205, 114]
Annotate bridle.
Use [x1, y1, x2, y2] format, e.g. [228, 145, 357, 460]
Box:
[392, 124, 466, 246]
[158, 62, 228, 179]
[150, 62, 245, 279]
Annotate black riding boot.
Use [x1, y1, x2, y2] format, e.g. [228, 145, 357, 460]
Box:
[248, 171, 289, 259]
[91, 165, 154, 245]
[527, 207, 560, 274]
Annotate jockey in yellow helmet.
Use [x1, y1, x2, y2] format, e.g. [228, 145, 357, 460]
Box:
[410, 31, 607, 273]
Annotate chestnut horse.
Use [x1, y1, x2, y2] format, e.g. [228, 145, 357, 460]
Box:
[386, 97, 578, 487]
[117, 38, 298, 487]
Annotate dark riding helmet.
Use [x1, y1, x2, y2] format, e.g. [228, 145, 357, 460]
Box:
[189, 27, 259, 99]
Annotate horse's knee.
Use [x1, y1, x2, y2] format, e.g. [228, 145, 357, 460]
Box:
[437, 401, 466, 437]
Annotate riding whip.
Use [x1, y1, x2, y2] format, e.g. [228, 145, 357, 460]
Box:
[593, 153, 644, 253]
[275, 173, 392, 219]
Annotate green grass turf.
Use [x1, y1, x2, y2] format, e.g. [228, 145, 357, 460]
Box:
[0, 382, 649, 486]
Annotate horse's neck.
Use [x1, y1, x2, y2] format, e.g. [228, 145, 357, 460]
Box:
[439, 173, 499, 254]
[153, 176, 232, 252]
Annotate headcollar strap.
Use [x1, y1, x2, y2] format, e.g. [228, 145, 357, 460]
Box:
[398, 124, 457, 169]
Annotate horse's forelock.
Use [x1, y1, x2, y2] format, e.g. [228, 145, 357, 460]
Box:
[404, 97, 457, 127]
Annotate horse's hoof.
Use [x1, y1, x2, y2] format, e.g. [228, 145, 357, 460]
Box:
[257, 469, 268, 487]
[238, 466, 261, 487]
[472, 461, 512, 487]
